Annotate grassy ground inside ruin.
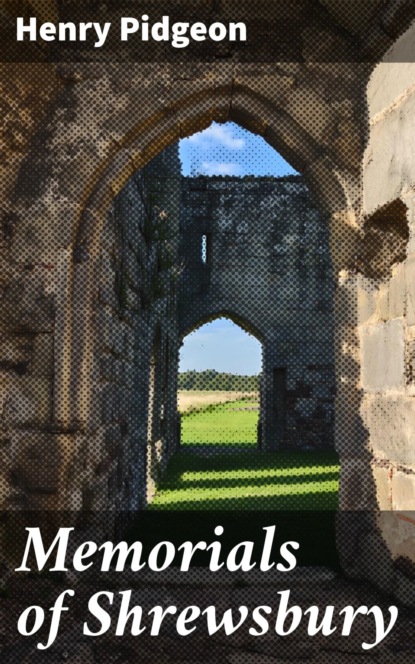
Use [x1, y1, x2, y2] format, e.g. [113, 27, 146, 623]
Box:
[150, 450, 339, 511]
[148, 447, 340, 566]
[180, 397, 259, 445]
[145, 400, 340, 566]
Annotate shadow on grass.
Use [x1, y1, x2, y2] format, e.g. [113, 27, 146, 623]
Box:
[150, 450, 340, 511]
[161, 470, 339, 492]
[139, 450, 340, 568]
[161, 449, 339, 474]
[182, 441, 257, 447]
[149, 489, 339, 511]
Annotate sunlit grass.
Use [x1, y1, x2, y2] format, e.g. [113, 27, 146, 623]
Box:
[150, 451, 340, 511]
[151, 481, 338, 506]
[181, 399, 259, 445]
[179, 463, 340, 483]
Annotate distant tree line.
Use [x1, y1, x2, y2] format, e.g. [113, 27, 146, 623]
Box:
[178, 369, 259, 391]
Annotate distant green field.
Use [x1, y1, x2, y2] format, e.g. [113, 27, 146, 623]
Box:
[150, 450, 340, 511]
[181, 398, 259, 445]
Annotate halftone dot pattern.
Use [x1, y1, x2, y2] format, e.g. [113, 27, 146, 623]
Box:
[0, 1, 415, 662]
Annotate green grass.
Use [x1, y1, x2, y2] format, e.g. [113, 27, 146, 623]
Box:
[181, 398, 259, 445]
[150, 450, 340, 511]
[145, 402, 340, 567]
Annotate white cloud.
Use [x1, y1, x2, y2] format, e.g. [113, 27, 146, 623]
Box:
[187, 123, 245, 150]
[199, 161, 242, 176]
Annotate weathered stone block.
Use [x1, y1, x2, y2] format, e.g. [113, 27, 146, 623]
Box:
[0, 262, 55, 328]
[357, 275, 377, 324]
[368, 37, 415, 118]
[403, 191, 415, 255]
[98, 307, 113, 352]
[371, 464, 391, 510]
[376, 282, 389, 320]
[286, 86, 335, 143]
[99, 354, 113, 382]
[391, 470, 415, 510]
[12, 433, 62, 494]
[389, 263, 406, 319]
[339, 458, 375, 510]
[363, 394, 415, 467]
[0, 333, 33, 372]
[360, 320, 405, 391]
[98, 284, 118, 309]
[405, 255, 415, 326]
[335, 271, 358, 325]
[104, 424, 123, 455]
[4, 377, 52, 427]
[364, 91, 415, 214]
[111, 320, 125, 356]
[31, 333, 54, 377]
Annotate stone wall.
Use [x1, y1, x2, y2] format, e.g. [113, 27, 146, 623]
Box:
[362, 32, 415, 513]
[92, 144, 182, 512]
[0, 3, 414, 603]
[78, 163, 337, 519]
[179, 175, 335, 450]
[336, 24, 415, 604]
[85, 164, 337, 520]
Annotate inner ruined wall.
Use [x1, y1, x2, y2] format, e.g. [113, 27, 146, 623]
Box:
[179, 175, 335, 451]
[94, 144, 181, 512]
[93, 160, 336, 511]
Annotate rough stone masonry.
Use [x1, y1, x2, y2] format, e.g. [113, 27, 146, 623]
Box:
[93, 148, 336, 512]
[179, 175, 335, 451]
[0, 0, 415, 607]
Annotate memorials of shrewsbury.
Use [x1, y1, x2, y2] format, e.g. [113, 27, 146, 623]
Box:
[0, 0, 415, 608]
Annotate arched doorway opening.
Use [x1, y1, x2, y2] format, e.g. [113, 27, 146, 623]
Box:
[5, 76, 348, 523]
[84, 115, 338, 512]
[152, 310, 339, 518]
[84, 118, 337, 512]
[178, 316, 262, 449]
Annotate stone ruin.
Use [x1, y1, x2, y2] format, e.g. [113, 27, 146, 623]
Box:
[179, 173, 335, 452]
[0, 0, 414, 605]
[94, 144, 336, 508]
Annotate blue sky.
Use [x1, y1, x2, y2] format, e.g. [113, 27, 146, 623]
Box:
[178, 122, 296, 375]
[179, 122, 297, 177]
[179, 318, 262, 375]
